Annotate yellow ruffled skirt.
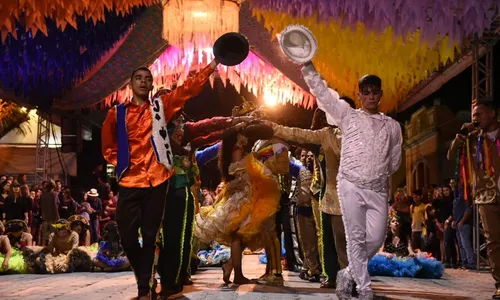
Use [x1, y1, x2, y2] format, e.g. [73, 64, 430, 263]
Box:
[195, 154, 280, 250]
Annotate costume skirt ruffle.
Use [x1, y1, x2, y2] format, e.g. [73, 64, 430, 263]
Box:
[197, 242, 231, 267]
[0, 248, 27, 274]
[368, 253, 444, 279]
[195, 154, 280, 250]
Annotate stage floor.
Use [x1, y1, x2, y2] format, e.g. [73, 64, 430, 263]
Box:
[0, 255, 494, 300]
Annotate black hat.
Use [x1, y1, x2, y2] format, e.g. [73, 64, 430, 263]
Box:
[213, 32, 250, 66]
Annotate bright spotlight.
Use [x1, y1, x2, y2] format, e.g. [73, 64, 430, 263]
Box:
[263, 89, 277, 107]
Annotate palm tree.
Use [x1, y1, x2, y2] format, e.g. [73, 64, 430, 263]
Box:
[0, 99, 31, 139]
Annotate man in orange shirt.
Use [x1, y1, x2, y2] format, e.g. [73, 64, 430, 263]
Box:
[102, 59, 218, 300]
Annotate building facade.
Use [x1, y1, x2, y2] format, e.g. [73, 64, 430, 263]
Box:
[404, 99, 469, 194]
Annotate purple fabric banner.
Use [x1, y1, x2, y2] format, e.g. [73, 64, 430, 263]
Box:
[249, 0, 497, 45]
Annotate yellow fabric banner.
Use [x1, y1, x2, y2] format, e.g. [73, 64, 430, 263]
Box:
[252, 9, 458, 112]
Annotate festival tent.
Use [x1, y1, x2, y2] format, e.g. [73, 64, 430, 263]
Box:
[0, 1, 498, 114]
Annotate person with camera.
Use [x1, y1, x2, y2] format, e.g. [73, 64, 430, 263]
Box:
[447, 100, 500, 299]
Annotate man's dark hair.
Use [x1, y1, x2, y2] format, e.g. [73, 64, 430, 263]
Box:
[413, 189, 422, 196]
[358, 74, 382, 91]
[131, 67, 152, 81]
[340, 96, 356, 109]
[475, 100, 497, 114]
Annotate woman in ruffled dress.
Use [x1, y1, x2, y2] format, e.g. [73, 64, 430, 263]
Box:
[195, 122, 280, 284]
[0, 221, 26, 274]
[368, 214, 444, 279]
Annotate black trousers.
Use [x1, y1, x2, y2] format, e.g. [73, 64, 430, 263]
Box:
[321, 212, 339, 281]
[275, 193, 298, 267]
[117, 180, 169, 297]
[158, 186, 195, 289]
[444, 225, 458, 265]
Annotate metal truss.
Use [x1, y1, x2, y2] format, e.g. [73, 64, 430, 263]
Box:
[35, 113, 50, 184]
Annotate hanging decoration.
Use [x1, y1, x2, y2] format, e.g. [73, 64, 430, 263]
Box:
[251, 9, 460, 112]
[0, 7, 145, 102]
[0, 99, 31, 139]
[248, 0, 498, 47]
[162, 0, 240, 50]
[0, 0, 156, 42]
[101, 45, 315, 109]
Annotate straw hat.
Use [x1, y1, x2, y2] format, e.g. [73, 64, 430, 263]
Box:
[277, 25, 318, 64]
[87, 188, 99, 197]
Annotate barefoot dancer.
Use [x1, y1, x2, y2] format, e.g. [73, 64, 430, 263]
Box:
[195, 119, 280, 284]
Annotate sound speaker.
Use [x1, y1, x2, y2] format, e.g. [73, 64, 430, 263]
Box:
[61, 117, 82, 153]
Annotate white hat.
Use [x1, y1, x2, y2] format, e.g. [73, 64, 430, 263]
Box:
[88, 188, 99, 197]
[277, 25, 318, 64]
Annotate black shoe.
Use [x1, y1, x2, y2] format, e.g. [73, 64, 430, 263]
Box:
[299, 271, 309, 281]
[284, 264, 301, 272]
[308, 274, 320, 283]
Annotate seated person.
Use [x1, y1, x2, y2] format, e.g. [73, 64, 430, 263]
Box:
[5, 219, 33, 249]
[28, 219, 80, 274]
[47, 219, 79, 256]
[0, 222, 27, 274]
[93, 221, 130, 272]
[368, 213, 444, 279]
[69, 215, 91, 246]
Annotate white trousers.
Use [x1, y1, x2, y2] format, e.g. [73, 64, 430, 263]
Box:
[337, 177, 388, 292]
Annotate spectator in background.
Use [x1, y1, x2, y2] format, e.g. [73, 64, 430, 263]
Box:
[0, 180, 10, 222]
[201, 187, 215, 207]
[16, 174, 28, 188]
[3, 182, 28, 223]
[30, 189, 42, 245]
[392, 188, 412, 238]
[87, 189, 103, 243]
[54, 180, 63, 203]
[20, 185, 32, 228]
[40, 180, 60, 246]
[0, 175, 6, 182]
[410, 190, 426, 251]
[452, 187, 474, 269]
[58, 188, 79, 220]
[439, 185, 457, 268]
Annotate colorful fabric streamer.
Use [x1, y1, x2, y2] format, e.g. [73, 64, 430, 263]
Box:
[101, 46, 315, 109]
[0, 0, 156, 42]
[248, 0, 497, 47]
[251, 9, 458, 112]
[0, 7, 144, 104]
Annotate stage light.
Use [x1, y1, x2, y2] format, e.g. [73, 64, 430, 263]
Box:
[263, 88, 277, 107]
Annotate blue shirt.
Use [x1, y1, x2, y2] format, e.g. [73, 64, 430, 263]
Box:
[452, 188, 472, 225]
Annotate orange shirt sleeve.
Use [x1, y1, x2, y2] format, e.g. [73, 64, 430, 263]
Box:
[102, 106, 118, 166]
[162, 65, 215, 120]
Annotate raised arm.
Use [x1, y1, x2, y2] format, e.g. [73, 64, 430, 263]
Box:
[289, 160, 302, 179]
[195, 142, 221, 167]
[162, 61, 218, 121]
[447, 135, 465, 161]
[101, 107, 118, 166]
[184, 116, 252, 143]
[190, 123, 243, 150]
[389, 121, 403, 175]
[270, 122, 326, 145]
[301, 63, 352, 129]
